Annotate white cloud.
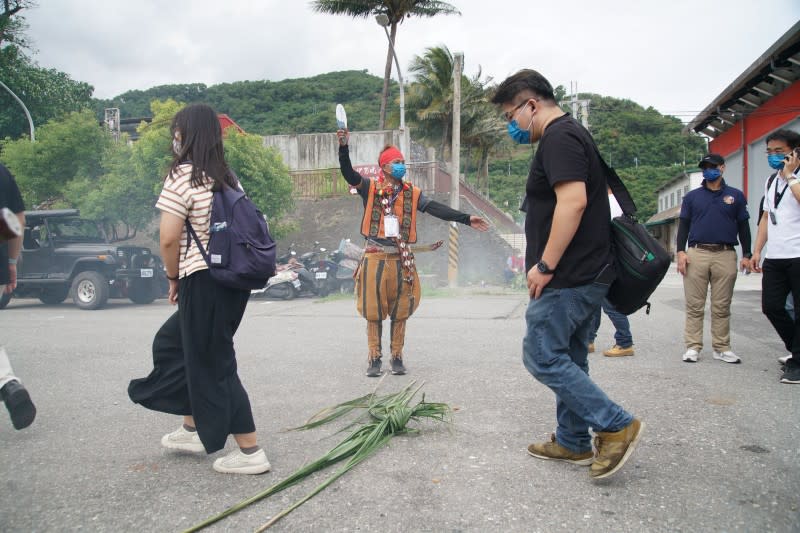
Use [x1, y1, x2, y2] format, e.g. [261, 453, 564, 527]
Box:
[22, 0, 800, 119]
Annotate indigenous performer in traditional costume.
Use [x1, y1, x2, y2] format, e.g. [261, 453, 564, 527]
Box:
[337, 128, 489, 377]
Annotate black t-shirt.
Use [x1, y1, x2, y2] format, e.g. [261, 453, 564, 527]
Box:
[0, 163, 25, 285]
[525, 114, 612, 288]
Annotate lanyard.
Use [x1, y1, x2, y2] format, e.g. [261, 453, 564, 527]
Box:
[773, 180, 789, 210]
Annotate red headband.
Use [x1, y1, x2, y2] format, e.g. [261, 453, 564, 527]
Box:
[379, 147, 404, 167]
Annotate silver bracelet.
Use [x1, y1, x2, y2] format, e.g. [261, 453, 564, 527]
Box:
[8, 258, 18, 265]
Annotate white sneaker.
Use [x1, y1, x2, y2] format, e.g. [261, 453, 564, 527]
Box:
[682, 349, 699, 363]
[713, 351, 741, 364]
[213, 448, 271, 474]
[778, 354, 792, 365]
[161, 425, 204, 453]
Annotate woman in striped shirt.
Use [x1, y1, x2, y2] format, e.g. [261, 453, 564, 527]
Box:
[128, 104, 270, 475]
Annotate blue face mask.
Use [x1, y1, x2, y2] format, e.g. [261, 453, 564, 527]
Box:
[702, 168, 721, 181]
[390, 163, 406, 179]
[768, 154, 786, 170]
[507, 120, 531, 144]
[506, 101, 535, 144]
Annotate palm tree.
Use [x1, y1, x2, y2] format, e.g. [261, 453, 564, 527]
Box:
[309, 0, 460, 130]
[460, 97, 507, 194]
[406, 45, 491, 161]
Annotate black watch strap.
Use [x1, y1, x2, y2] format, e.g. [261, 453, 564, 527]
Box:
[537, 260, 555, 274]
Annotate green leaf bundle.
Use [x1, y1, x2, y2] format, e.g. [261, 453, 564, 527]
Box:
[183, 379, 451, 532]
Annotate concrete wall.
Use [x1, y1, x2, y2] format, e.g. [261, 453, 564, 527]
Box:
[263, 130, 405, 171]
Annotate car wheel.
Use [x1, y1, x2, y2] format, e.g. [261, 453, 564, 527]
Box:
[71, 271, 110, 310]
[0, 291, 10, 309]
[39, 286, 70, 305]
[128, 279, 157, 304]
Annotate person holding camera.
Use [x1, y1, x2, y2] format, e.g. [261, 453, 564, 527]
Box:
[751, 129, 800, 384]
[0, 162, 36, 430]
[676, 154, 751, 364]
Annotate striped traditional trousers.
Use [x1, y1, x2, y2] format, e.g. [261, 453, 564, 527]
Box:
[356, 252, 421, 360]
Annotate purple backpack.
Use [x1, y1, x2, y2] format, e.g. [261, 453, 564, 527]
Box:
[186, 186, 276, 290]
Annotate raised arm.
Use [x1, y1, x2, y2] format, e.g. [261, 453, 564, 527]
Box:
[337, 130, 367, 189]
[420, 196, 489, 231]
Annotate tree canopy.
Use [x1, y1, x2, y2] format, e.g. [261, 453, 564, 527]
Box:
[309, 0, 460, 129]
[1, 100, 295, 239]
[0, 1, 94, 141]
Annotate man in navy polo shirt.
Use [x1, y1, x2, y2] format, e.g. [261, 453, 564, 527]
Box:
[676, 153, 751, 364]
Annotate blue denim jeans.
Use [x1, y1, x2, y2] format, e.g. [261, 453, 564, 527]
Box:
[523, 282, 633, 453]
[589, 298, 633, 347]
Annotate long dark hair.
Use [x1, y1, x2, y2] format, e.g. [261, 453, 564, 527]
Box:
[168, 103, 237, 190]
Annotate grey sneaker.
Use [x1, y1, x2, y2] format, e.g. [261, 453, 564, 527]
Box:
[713, 351, 741, 364]
[161, 425, 204, 453]
[366, 357, 382, 377]
[213, 448, 271, 474]
[682, 349, 699, 363]
[780, 365, 800, 384]
[390, 356, 406, 375]
[778, 354, 791, 365]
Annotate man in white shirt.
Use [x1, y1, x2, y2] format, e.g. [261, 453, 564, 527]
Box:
[751, 129, 800, 384]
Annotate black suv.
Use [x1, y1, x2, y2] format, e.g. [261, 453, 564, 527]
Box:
[0, 209, 166, 310]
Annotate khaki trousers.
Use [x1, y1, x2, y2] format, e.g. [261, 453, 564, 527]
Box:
[682, 248, 738, 352]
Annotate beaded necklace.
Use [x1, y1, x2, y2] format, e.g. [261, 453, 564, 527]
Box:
[372, 177, 416, 284]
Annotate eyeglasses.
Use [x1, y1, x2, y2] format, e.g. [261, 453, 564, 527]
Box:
[766, 148, 788, 155]
[503, 100, 531, 122]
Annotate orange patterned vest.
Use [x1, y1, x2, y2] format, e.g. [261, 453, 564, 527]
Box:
[360, 179, 421, 243]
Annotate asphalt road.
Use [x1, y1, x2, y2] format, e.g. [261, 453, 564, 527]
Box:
[1, 271, 798, 532]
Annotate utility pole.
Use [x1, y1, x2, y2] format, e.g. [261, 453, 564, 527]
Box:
[564, 81, 591, 130]
[448, 52, 463, 288]
[104, 108, 121, 143]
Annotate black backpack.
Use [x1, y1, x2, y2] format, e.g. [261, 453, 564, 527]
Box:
[597, 152, 670, 315]
[186, 184, 277, 291]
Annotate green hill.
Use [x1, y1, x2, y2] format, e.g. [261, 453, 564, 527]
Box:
[92, 71, 704, 221]
[93, 70, 391, 135]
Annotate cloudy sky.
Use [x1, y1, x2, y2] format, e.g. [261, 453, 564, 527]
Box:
[22, 0, 800, 122]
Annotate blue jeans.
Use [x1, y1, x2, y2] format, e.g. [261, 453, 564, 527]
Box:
[589, 299, 633, 347]
[523, 282, 633, 453]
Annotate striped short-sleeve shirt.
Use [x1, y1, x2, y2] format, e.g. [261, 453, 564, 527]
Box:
[155, 164, 213, 278]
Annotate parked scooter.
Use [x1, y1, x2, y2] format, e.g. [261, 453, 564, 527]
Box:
[299, 241, 339, 297]
[251, 268, 301, 300]
[329, 238, 363, 294]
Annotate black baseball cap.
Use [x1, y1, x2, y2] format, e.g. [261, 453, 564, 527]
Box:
[698, 153, 725, 168]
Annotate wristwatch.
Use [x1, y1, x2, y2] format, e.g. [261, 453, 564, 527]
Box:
[536, 260, 555, 274]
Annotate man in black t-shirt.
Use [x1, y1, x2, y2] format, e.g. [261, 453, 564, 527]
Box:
[492, 70, 642, 480]
[0, 162, 36, 430]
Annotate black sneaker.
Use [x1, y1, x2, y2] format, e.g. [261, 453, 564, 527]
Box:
[1, 380, 36, 430]
[366, 357, 382, 377]
[780, 365, 800, 384]
[390, 357, 406, 375]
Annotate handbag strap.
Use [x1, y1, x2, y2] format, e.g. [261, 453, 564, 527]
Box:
[589, 143, 638, 219]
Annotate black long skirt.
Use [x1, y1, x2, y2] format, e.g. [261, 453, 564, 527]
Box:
[128, 269, 255, 454]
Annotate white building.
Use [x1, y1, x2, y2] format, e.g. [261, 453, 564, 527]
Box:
[645, 170, 703, 259]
